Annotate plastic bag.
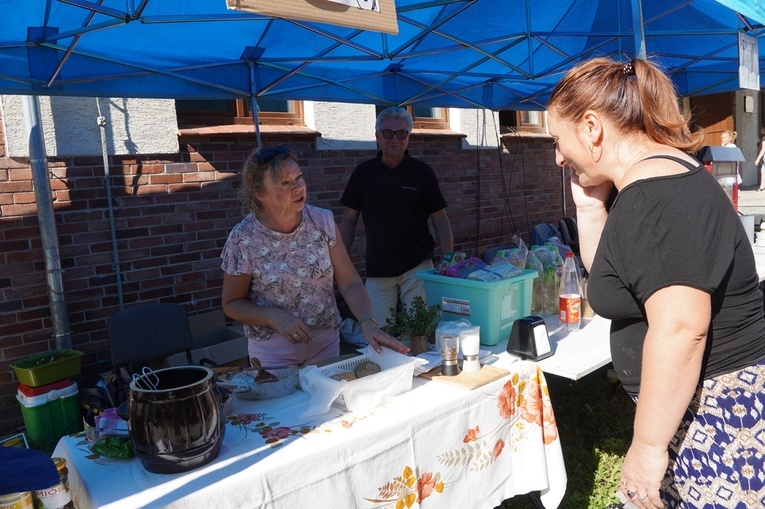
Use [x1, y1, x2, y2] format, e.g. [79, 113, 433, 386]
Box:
[533, 247, 559, 314]
[525, 250, 545, 314]
[90, 436, 134, 459]
[94, 407, 130, 438]
[493, 247, 526, 270]
[497, 234, 528, 268]
[436, 251, 469, 275]
[443, 257, 487, 279]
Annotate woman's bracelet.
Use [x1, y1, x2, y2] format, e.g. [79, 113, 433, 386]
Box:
[360, 315, 378, 326]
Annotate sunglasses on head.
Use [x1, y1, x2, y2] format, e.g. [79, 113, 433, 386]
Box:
[255, 145, 291, 165]
[380, 129, 410, 140]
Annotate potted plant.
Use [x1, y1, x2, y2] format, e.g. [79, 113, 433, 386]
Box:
[384, 296, 441, 356]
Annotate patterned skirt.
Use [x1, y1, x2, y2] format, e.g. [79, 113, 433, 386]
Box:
[662, 358, 765, 508]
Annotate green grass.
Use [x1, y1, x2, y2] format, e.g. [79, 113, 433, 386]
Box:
[499, 365, 635, 509]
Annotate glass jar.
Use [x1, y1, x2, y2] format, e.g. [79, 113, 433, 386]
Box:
[34, 457, 74, 509]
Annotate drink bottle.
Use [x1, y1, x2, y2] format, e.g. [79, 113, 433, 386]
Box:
[559, 251, 581, 331]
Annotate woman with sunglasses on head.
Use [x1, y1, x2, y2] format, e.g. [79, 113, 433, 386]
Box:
[547, 57, 765, 507]
[221, 146, 409, 368]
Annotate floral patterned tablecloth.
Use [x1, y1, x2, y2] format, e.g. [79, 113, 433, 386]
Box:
[53, 357, 566, 509]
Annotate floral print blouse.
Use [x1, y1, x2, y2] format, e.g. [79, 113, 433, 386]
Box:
[220, 205, 340, 341]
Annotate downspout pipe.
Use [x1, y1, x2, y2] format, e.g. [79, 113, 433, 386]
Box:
[22, 95, 72, 350]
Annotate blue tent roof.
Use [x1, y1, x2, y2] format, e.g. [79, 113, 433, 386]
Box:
[0, 0, 763, 110]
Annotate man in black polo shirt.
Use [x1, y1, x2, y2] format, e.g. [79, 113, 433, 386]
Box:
[339, 107, 453, 327]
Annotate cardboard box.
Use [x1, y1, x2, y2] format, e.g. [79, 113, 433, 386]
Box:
[166, 310, 248, 368]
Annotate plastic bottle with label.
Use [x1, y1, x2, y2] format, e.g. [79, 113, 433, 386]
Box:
[559, 251, 582, 331]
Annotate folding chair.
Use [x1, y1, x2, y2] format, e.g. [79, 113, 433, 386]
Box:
[108, 303, 197, 377]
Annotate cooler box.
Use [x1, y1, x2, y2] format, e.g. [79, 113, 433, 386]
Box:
[418, 269, 536, 346]
[16, 379, 82, 453]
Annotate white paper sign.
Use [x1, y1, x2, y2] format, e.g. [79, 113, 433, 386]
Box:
[738, 32, 760, 91]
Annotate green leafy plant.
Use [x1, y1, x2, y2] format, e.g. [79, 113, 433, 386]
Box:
[384, 296, 441, 338]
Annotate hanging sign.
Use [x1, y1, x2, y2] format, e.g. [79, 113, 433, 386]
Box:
[738, 32, 760, 91]
[227, 0, 398, 34]
[324, 0, 380, 12]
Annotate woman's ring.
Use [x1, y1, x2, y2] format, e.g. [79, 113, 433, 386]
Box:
[621, 480, 628, 488]
[292, 333, 299, 338]
[626, 490, 635, 499]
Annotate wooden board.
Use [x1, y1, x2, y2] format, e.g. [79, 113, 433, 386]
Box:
[420, 364, 510, 390]
[227, 0, 399, 35]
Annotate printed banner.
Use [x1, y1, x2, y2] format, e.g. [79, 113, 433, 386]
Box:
[738, 32, 760, 91]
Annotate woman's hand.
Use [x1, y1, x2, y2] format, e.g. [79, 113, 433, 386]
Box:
[360, 320, 410, 355]
[269, 309, 313, 344]
[569, 167, 613, 211]
[619, 441, 667, 509]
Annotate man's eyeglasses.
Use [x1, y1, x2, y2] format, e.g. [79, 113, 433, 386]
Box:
[255, 145, 291, 165]
[380, 129, 410, 140]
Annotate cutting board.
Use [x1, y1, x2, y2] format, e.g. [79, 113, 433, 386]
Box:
[420, 364, 510, 390]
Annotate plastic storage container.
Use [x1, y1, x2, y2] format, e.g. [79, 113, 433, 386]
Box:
[10, 350, 83, 387]
[16, 380, 82, 453]
[418, 269, 537, 346]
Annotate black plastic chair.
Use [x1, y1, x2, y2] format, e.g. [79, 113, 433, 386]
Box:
[108, 303, 196, 376]
[558, 217, 580, 256]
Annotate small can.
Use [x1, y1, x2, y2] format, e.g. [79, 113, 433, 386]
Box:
[0, 491, 34, 509]
[33, 457, 74, 509]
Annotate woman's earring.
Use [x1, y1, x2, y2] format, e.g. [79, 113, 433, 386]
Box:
[590, 144, 602, 162]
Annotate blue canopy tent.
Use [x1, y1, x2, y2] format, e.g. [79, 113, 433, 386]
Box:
[0, 0, 763, 110]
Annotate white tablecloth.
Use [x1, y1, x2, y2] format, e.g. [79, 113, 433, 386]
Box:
[53, 357, 566, 509]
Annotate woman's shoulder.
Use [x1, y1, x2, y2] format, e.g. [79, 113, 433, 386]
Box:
[304, 205, 335, 229]
[628, 151, 701, 180]
[228, 214, 257, 236]
[305, 204, 332, 219]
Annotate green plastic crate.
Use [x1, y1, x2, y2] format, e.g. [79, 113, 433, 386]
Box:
[10, 350, 83, 387]
[417, 269, 537, 346]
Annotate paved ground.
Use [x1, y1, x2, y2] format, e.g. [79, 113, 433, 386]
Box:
[739, 187, 765, 225]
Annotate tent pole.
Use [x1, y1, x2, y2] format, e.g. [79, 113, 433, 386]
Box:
[96, 98, 125, 309]
[250, 96, 262, 150]
[21, 95, 72, 350]
[249, 62, 262, 149]
[631, 0, 647, 60]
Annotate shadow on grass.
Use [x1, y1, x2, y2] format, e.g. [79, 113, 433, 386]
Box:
[498, 364, 636, 509]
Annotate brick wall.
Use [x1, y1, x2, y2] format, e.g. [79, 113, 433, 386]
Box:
[0, 120, 568, 435]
